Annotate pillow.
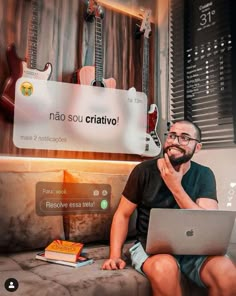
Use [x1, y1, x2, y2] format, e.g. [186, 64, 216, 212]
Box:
[0, 171, 65, 253]
[63, 170, 136, 243]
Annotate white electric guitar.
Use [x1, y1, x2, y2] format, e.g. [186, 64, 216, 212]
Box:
[23, 0, 52, 79]
[0, 0, 52, 119]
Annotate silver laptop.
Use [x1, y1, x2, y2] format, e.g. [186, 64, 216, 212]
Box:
[146, 208, 236, 255]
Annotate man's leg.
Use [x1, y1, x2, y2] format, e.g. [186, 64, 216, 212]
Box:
[142, 254, 182, 296]
[200, 256, 236, 296]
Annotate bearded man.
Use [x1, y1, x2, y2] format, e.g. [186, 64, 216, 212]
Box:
[102, 120, 236, 296]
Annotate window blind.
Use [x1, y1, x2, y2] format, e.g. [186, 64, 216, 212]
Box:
[169, 0, 236, 148]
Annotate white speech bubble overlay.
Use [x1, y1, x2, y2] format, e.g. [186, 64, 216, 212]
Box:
[13, 78, 147, 154]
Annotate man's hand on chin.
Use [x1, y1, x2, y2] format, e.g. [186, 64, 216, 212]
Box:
[157, 154, 187, 190]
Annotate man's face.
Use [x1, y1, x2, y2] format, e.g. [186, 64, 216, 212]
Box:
[163, 122, 200, 166]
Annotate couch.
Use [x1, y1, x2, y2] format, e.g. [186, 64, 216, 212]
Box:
[0, 157, 235, 296]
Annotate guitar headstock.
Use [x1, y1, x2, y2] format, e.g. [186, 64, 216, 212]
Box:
[86, 0, 104, 20]
[140, 9, 152, 38]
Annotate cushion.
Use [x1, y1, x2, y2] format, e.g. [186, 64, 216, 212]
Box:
[63, 170, 136, 243]
[0, 171, 65, 253]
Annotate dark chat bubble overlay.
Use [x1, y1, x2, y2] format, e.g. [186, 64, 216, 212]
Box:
[36, 182, 111, 216]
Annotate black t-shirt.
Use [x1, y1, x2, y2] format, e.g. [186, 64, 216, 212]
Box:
[122, 158, 217, 241]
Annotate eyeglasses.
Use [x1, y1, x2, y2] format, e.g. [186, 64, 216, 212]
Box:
[164, 133, 200, 146]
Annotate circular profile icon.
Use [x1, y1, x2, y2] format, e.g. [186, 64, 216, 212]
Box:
[100, 199, 109, 210]
[20, 81, 34, 96]
[4, 278, 19, 292]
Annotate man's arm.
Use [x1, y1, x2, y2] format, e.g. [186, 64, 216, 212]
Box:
[102, 196, 137, 270]
[196, 197, 218, 209]
[168, 185, 218, 210]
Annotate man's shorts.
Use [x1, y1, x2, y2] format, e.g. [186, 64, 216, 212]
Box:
[174, 254, 208, 288]
[129, 241, 208, 288]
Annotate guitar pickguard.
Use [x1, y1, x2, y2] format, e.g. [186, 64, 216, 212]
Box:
[22, 61, 52, 80]
[78, 66, 116, 88]
[142, 104, 162, 157]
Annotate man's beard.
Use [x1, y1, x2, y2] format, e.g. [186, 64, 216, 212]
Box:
[163, 144, 196, 167]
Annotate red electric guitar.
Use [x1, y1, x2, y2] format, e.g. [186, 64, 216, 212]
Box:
[77, 0, 116, 88]
[140, 10, 162, 157]
[0, 0, 52, 120]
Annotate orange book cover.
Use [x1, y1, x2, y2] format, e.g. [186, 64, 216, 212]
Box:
[45, 240, 84, 262]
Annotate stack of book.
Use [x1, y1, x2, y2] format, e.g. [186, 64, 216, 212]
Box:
[36, 239, 94, 268]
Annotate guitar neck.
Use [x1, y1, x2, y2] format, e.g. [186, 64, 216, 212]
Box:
[142, 36, 149, 97]
[27, 0, 39, 69]
[95, 16, 103, 82]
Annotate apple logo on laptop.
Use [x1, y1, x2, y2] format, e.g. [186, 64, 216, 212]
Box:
[186, 229, 194, 237]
